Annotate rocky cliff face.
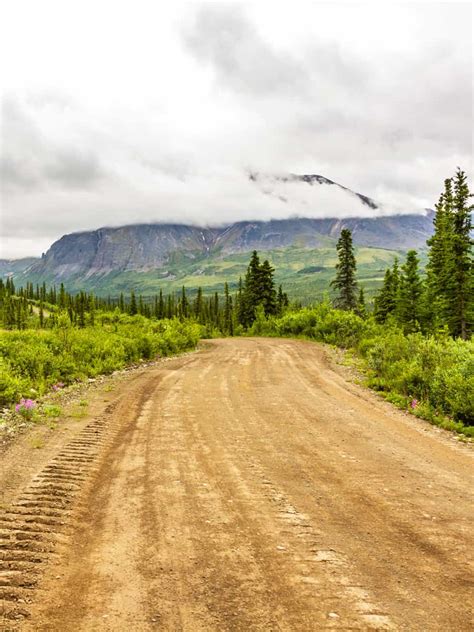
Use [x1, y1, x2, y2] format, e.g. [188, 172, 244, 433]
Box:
[39, 225, 221, 279]
[22, 212, 434, 283]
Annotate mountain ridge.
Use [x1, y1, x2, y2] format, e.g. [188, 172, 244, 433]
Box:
[1, 174, 435, 296]
[3, 212, 434, 284]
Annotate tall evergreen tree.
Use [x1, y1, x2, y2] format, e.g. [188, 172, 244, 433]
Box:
[398, 250, 423, 332]
[179, 286, 189, 320]
[426, 179, 455, 328]
[237, 276, 245, 326]
[447, 169, 473, 339]
[259, 259, 277, 317]
[374, 258, 400, 323]
[355, 287, 366, 318]
[223, 282, 232, 334]
[129, 290, 137, 316]
[39, 301, 45, 328]
[331, 229, 358, 310]
[77, 292, 86, 328]
[240, 251, 261, 327]
[89, 294, 95, 326]
[277, 285, 285, 315]
[194, 287, 204, 322]
[158, 289, 165, 319]
[59, 283, 67, 309]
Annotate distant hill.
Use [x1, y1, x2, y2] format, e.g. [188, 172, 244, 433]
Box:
[0, 258, 39, 278]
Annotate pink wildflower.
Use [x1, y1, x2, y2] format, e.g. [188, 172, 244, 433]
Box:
[15, 398, 36, 419]
[410, 399, 418, 409]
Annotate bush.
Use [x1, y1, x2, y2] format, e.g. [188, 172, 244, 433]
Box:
[0, 315, 201, 407]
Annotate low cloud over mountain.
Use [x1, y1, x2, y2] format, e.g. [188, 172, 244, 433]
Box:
[1, 2, 471, 258]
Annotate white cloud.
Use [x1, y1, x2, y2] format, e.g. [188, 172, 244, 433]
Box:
[0, 1, 472, 258]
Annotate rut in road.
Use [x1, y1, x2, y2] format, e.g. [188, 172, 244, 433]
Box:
[1, 338, 473, 631]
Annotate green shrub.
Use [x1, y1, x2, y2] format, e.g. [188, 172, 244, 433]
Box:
[0, 315, 201, 407]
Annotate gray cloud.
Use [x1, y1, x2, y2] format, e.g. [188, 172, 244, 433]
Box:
[44, 149, 103, 188]
[183, 4, 308, 97]
[1, 98, 104, 194]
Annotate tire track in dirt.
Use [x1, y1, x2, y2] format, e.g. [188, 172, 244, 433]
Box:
[0, 355, 200, 629]
[0, 407, 116, 624]
[212, 343, 395, 629]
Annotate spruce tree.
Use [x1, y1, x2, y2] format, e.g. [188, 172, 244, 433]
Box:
[89, 294, 95, 326]
[447, 168, 473, 339]
[59, 283, 67, 309]
[355, 287, 366, 318]
[240, 251, 261, 327]
[426, 180, 455, 329]
[223, 282, 233, 334]
[277, 285, 285, 315]
[179, 286, 189, 320]
[374, 269, 394, 323]
[194, 287, 204, 322]
[166, 294, 173, 319]
[259, 259, 277, 317]
[237, 277, 245, 326]
[77, 292, 86, 328]
[331, 229, 358, 310]
[213, 292, 220, 327]
[129, 290, 137, 316]
[398, 250, 423, 332]
[374, 258, 399, 323]
[158, 289, 165, 319]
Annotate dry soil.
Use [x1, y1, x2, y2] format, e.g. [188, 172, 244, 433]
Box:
[0, 338, 472, 631]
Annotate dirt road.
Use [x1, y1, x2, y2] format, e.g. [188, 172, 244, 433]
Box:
[1, 338, 473, 631]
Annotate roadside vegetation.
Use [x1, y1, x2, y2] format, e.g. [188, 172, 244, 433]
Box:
[1, 169, 472, 435]
[249, 304, 473, 435]
[0, 315, 200, 409]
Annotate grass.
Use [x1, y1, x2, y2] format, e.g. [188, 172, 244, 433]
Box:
[68, 406, 89, 419]
[42, 404, 62, 418]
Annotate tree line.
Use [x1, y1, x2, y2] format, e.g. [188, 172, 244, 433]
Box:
[0, 252, 289, 334]
[330, 168, 473, 338]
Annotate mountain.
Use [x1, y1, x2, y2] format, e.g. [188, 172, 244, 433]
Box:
[0, 257, 39, 278]
[4, 174, 435, 298]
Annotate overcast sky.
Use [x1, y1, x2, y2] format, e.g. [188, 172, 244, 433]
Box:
[0, 1, 472, 258]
